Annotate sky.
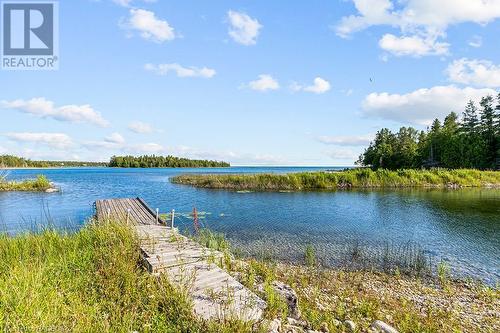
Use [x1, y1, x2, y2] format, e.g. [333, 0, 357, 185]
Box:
[1, 0, 500, 166]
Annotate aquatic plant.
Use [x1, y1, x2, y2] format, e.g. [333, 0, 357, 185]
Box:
[0, 174, 52, 192]
[171, 168, 500, 191]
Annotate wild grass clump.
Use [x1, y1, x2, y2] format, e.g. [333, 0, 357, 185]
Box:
[171, 168, 500, 191]
[0, 173, 51, 191]
[0, 222, 249, 332]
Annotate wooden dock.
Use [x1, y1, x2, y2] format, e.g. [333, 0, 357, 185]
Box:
[94, 198, 266, 321]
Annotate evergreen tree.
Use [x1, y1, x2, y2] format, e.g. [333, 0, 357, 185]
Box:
[480, 95, 497, 168]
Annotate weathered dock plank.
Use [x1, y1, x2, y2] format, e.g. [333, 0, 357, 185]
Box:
[95, 198, 266, 322]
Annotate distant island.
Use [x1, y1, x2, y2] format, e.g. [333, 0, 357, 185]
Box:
[0, 154, 230, 168]
[108, 155, 230, 168]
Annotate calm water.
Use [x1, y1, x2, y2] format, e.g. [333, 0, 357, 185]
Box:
[1, 167, 499, 283]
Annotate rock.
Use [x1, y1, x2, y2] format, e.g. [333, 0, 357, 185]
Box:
[282, 325, 303, 333]
[344, 320, 356, 332]
[319, 322, 329, 332]
[45, 187, 59, 193]
[331, 319, 342, 327]
[266, 318, 281, 333]
[287, 317, 307, 328]
[273, 281, 301, 319]
[370, 320, 399, 333]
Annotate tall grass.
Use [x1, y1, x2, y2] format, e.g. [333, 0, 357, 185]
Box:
[0, 222, 250, 332]
[171, 168, 500, 191]
[0, 172, 51, 191]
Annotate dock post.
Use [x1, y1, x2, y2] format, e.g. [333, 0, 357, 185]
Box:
[171, 209, 175, 228]
[107, 208, 110, 220]
[156, 208, 159, 224]
[126, 208, 131, 225]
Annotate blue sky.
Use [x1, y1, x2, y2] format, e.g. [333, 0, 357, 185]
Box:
[1, 0, 499, 165]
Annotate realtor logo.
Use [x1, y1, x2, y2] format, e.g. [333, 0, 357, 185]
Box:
[1, 1, 58, 70]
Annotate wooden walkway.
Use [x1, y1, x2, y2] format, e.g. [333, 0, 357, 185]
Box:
[94, 198, 266, 321]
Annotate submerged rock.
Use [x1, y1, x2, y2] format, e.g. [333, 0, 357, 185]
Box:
[45, 187, 59, 193]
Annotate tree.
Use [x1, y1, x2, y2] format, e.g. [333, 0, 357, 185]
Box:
[480, 96, 498, 168]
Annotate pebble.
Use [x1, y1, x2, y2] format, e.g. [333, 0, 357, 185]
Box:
[344, 320, 356, 332]
[370, 320, 399, 333]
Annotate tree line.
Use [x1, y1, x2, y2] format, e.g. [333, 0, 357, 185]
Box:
[108, 155, 230, 168]
[0, 155, 107, 168]
[358, 93, 500, 170]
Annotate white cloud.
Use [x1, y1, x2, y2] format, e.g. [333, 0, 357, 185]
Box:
[83, 134, 164, 155]
[227, 10, 262, 45]
[326, 148, 359, 161]
[292, 77, 331, 94]
[336, 0, 500, 57]
[247, 74, 279, 92]
[105, 133, 125, 145]
[128, 121, 154, 134]
[468, 35, 483, 48]
[1, 98, 109, 127]
[337, 0, 500, 37]
[318, 134, 373, 146]
[379, 34, 449, 57]
[144, 63, 216, 78]
[362, 85, 497, 125]
[126, 143, 164, 154]
[124, 9, 176, 43]
[4, 132, 73, 149]
[112, 0, 156, 7]
[446, 58, 500, 88]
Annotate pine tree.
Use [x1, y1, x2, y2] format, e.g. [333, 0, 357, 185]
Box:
[461, 100, 479, 134]
[480, 95, 497, 168]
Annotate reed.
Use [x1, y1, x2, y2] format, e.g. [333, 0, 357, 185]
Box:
[171, 168, 500, 191]
[0, 172, 52, 191]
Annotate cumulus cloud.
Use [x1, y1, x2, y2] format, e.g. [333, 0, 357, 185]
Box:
[105, 133, 125, 145]
[128, 121, 154, 134]
[227, 10, 262, 45]
[362, 85, 497, 125]
[446, 58, 500, 88]
[379, 34, 449, 57]
[144, 63, 216, 78]
[247, 74, 279, 92]
[336, 0, 500, 37]
[123, 9, 176, 43]
[4, 132, 73, 149]
[291, 77, 331, 94]
[2, 97, 109, 127]
[318, 134, 373, 146]
[336, 0, 500, 57]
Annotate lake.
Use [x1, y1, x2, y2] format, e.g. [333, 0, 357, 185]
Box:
[1, 167, 499, 284]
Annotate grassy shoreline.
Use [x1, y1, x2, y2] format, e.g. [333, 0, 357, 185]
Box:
[0, 223, 497, 332]
[0, 174, 53, 192]
[171, 169, 500, 191]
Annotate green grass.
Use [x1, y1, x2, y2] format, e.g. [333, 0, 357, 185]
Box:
[0, 174, 52, 192]
[0, 222, 252, 332]
[171, 168, 500, 191]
